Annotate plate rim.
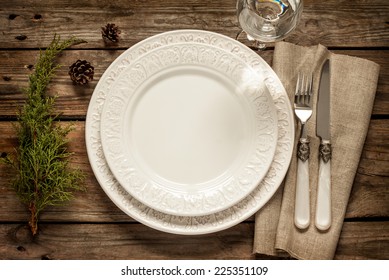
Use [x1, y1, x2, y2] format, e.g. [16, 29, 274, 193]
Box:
[85, 29, 294, 235]
[99, 38, 279, 216]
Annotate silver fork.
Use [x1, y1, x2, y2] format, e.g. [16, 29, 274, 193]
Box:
[294, 73, 313, 230]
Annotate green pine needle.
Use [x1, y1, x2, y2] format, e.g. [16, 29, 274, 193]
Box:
[1, 35, 86, 236]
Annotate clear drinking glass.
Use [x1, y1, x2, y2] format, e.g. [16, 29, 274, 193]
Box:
[236, 0, 303, 49]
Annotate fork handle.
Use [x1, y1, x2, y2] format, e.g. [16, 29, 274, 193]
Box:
[294, 138, 310, 229]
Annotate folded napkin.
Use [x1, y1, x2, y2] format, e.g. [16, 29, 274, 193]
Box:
[253, 42, 380, 259]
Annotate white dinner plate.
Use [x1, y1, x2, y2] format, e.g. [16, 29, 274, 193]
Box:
[85, 30, 294, 234]
[99, 40, 278, 216]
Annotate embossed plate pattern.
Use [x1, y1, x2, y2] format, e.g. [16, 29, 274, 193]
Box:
[100, 41, 278, 216]
[86, 30, 294, 234]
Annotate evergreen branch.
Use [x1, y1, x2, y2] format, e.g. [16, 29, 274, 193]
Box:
[1, 35, 86, 236]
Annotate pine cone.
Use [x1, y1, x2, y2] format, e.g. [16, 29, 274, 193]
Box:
[101, 23, 121, 43]
[68, 60, 94, 85]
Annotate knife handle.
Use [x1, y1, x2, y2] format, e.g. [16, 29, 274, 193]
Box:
[315, 142, 332, 231]
[294, 138, 310, 229]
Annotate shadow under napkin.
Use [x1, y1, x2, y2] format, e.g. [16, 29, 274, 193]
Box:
[253, 42, 380, 260]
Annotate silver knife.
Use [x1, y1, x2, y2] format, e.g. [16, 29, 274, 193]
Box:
[316, 59, 332, 231]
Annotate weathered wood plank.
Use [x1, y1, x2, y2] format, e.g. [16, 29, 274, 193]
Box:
[0, 49, 388, 117]
[0, 222, 256, 260]
[0, 0, 388, 49]
[335, 222, 389, 260]
[0, 49, 123, 118]
[294, 0, 389, 48]
[0, 221, 386, 260]
[1, 120, 388, 222]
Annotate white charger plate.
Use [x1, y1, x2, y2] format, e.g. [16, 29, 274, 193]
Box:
[86, 30, 294, 234]
[100, 41, 278, 216]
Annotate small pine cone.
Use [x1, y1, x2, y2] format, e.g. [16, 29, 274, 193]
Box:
[69, 60, 94, 85]
[101, 23, 121, 43]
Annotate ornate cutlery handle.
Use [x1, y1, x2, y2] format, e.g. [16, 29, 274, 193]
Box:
[294, 138, 310, 229]
[315, 141, 332, 231]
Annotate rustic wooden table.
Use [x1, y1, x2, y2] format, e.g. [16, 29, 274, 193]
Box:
[0, 0, 388, 260]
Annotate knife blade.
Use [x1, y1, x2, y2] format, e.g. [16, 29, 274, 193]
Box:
[315, 59, 332, 231]
[317, 60, 331, 141]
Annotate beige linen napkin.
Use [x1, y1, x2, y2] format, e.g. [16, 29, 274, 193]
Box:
[253, 42, 380, 259]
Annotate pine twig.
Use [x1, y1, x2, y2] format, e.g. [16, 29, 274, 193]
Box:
[1, 35, 86, 236]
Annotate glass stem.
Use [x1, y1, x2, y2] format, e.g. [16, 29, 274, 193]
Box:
[254, 41, 267, 51]
[235, 29, 266, 51]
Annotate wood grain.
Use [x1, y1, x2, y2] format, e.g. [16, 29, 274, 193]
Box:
[0, 223, 256, 260]
[335, 222, 389, 260]
[0, 0, 388, 49]
[0, 222, 387, 260]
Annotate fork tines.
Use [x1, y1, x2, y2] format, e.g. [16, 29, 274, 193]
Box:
[295, 73, 313, 105]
